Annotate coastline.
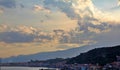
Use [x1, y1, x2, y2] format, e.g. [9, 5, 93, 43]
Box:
[1, 66, 60, 70]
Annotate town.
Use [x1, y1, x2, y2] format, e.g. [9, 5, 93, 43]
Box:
[1, 56, 120, 70]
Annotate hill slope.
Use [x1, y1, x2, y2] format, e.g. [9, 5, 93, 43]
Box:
[67, 45, 120, 65]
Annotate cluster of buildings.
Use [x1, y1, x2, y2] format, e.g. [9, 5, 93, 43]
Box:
[1, 61, 120, 70]
[59, 62, 120, 70]
[1, 56, 120, 70]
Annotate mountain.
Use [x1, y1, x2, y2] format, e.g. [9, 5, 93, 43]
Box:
[2, 45, 89, 63]
[2, 44, 116, 63]
[67, 45, 120, 66]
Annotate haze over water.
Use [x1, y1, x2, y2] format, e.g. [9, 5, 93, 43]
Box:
[1, 67, 58, 70]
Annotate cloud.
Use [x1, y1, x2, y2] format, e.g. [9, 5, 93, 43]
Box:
[0, 25, 36, 43]
[14, 26, 37, 35]
[118, 0, 120, 6]
[1, 0, 120, 58]
[0, 0, 16, 8]
[0, 25, 53, 43]
[0, 7, 4, 14]
[0, 24, 94, 45]
[20, 4, 25, 8]
[0, 31, 34, 43]
[43, 0, 99, 19]
[92, 25, 120, 46]
[0, 24, 8, 32]
[43, 0, 79, 19]
[33, 5, 51, 13]
[34, 5, 44, 11]
[88, 26, 110, 34]
[0, 0, 117, 45]
[43, 0, 113, 34]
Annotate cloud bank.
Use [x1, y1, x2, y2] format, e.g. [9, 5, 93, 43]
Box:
[0, 0, 119, 45]
[43, 0, 116, 33]
[0, 0, 16, 8]
[0, 24, 96, 46]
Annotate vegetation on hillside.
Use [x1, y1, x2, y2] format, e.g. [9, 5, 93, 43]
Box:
[67, 45, 120, 66]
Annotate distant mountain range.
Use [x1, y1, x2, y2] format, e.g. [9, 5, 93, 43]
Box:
[2, 44, 117, 63]
[67, 45, 120, 66]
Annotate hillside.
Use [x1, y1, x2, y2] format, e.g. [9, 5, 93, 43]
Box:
[67, 45, 120, 65]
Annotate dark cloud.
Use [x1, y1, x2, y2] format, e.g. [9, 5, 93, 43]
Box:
[20, 4, 25, 8]
[76, 17, 110, 34]
[0, 31, 34, 43]
[0, 24, 112, 46]
[0, 25, 53, 43]
[0, 0, 16, 8]
[43, 0, 80, 19]
[92, 26, 120, 46]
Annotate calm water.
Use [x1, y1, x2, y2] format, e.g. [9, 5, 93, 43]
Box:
[0, 67, 59, 70]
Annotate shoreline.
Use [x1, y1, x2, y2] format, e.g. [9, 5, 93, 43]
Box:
[0, 66, 60, 70]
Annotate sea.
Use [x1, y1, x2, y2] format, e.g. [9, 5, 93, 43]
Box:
[0, 67, 59, 70]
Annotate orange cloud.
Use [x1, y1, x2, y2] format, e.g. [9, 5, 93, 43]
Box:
[0, 24, 8, 32]
[17, 26, 37, 34]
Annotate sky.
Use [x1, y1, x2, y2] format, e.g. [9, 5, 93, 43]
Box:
[0, 0, 120, 58]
